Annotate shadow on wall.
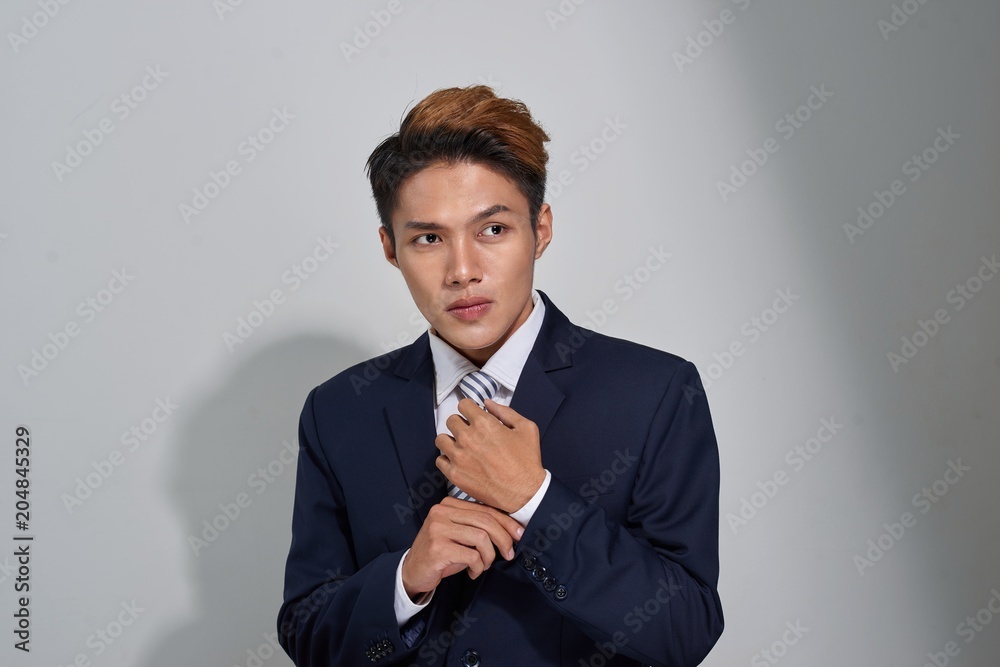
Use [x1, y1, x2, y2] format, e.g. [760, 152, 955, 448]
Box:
[140, 334, 371, 667]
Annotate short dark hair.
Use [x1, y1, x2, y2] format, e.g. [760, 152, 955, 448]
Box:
[365, 85, 551, 252]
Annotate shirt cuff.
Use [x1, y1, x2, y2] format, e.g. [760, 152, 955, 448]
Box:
[509, 469, 551, 527]
[394, 548, 434, 626]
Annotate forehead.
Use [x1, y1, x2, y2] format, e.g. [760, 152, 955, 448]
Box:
[394, 161, 529, 221]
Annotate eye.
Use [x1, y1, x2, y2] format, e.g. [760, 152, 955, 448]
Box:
[413, 233, 438, 245]
[482, 224, 506, 237]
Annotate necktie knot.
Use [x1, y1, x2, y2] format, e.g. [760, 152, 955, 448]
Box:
[458, 370, 500, 409]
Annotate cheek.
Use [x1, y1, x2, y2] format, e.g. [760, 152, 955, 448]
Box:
[499, 257, 534, 286]
[485, 248, 531, 275]
[399, 259, 432, 290]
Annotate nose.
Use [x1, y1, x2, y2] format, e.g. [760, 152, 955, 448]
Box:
[446, 237, 482, 286]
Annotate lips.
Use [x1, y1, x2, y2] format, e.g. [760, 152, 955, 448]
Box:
[447, 296, 491, 311]
[446, 297, 492, 321]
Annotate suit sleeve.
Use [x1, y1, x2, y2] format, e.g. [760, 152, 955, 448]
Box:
[516, 360, 724, 667]
[276, 386, 439, 666]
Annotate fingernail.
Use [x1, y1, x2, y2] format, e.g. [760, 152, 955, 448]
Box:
[507, 548, 515, 560]
[517, 527, 524, 538]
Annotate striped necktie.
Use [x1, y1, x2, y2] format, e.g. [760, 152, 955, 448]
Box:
[446, 370, 501, 503]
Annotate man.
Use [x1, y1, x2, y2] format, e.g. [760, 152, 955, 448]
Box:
[277, 85, 724, 666]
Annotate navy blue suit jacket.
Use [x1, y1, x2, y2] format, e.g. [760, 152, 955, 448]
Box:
[277, 289, 723, 666]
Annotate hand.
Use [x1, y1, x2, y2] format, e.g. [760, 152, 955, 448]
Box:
[401, 496, 525, 600]
[436, 398, 545, 513]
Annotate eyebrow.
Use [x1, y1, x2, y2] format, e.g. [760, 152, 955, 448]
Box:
[401, 204, 514, 232]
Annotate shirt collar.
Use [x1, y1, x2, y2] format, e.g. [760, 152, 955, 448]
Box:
[427, 289, 546, 406]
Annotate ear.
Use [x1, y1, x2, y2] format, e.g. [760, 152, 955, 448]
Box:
[533, 203, 553, 259]
[378, 226, 399, 268]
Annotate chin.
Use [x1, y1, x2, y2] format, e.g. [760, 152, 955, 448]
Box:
[444, 330, 494, 349]
[437, 324, 500, 349]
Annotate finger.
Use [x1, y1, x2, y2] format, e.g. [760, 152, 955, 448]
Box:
[426, 506, 491, 577]
[445, 503, 518, 559]
[458, 397, 482, 417]
[445, 411, 470, 434]
[435, 453, 454, 479]
[500, 514, 526, 544]
[455, 397, 488, 422]
[432, 524, 491, 578]
[482, 398, 521, 427]
[451, 524, 497, 572]
[477, 503, 527, 545]
[435, 432, 456, 456]
[463, 499, 525, 545]
[441, 543, 486, 580]
[470, 521, 513, 563]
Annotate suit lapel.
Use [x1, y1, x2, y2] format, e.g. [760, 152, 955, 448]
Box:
[508, 347, 564, 448]
[385, 335, 445, 529]
[512, 289, 573, 448]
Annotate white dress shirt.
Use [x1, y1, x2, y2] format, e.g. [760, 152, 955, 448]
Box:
[393, 288, 553, 626]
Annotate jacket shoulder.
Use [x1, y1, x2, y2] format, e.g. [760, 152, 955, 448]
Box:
[542, 291, 692, 377]
[309, 341, 417, 407]
[557, 324, 704, 403]
[571, 325, 692, 370]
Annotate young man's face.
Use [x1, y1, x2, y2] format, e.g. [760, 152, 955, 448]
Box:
[380, 160, 553, 367]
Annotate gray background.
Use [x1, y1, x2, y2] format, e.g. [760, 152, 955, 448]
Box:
[2, 0, 998, 665]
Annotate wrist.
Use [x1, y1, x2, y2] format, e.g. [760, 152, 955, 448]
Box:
[509, 469, 551, 527]
[511, 467, 546, 512]
[395, 550, 435, 627]
[404, 583, 430, 604]
[401, 555, 430, 603]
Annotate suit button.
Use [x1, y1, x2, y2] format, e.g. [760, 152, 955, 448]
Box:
[542, 576, 557, 591]
[554, 585, 568, 600]
[462, 648, 481, 666]
[531, 565, 547, 581]
[522, 555, 536, 571]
